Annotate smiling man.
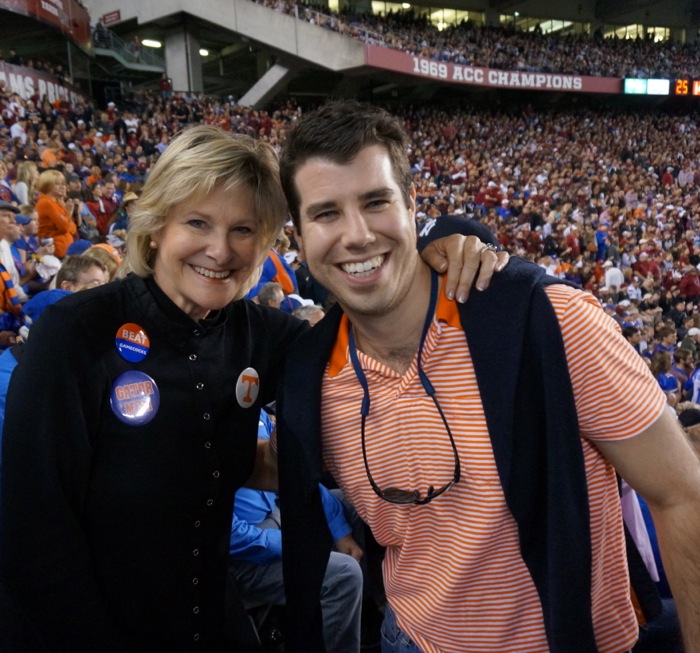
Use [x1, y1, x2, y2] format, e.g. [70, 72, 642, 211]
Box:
[275, 101, 700, 653]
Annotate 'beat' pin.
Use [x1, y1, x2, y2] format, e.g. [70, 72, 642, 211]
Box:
[115, 323, 150, 363]
[236, 367, 260, 408]
[110, 370, 160, 426]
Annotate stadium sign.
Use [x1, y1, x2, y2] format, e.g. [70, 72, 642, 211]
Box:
[365, 44, 622, 94]
[0, 62, 88, 106]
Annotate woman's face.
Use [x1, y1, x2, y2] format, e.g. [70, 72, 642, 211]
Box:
[50, 176, 67, 200]
[152, 184, 263, 321]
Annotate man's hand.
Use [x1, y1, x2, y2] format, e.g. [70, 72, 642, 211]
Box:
[0, 330, 17, 347]
[421, 234, 509, 303]
[334, 533, 363, 561]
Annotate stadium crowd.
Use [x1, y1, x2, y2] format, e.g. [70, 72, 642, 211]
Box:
[253, 0, 700, 79]
[4, 81, 700, 368]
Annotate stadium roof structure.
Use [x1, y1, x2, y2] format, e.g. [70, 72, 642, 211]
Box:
[4, 0, 700, 105]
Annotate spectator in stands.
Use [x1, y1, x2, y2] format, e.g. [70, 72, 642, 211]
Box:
[292, 302, 325, 325]
[681, 327, 700, 361]
[623, 325, 643, 354]
[651, 350, 680, 406]
[257, 281, 285, 308]
[35, 170, 77, 258]
[52, 254, 110, 293]
[93, 18, 109, 48]
[655, 325, 678, 356]
[0, 202, 25, 342]
[82, 243, 121, 280]
[85, 181, 116, 236]
[12, 161, 38, 206]
[679, 266, 700, 301]
[0, 159, 18, 205]
[228, 410, 363, 652]
[106, 191, 138, 233]
[246, 243, 298, 300]
[39, 139, 60, 169]
[159, 73, 173, 102]
[671, 348, 694, 394]
[276, 100, 700, 653]
[603, 259, 625, 293]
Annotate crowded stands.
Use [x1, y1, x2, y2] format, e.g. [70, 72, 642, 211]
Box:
[4, 78, 700, 371]
[253, 0, 700, 79]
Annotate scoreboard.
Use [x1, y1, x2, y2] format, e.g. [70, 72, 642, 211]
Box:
[624, 78, 700, 96]
[673, 79, 700, 96]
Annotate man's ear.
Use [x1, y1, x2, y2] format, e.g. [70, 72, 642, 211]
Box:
[408, 183, 417, 217]
[59, 280, 73, 292]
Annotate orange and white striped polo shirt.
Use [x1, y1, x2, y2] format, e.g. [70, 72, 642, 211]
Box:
[321, 282, 666, 653]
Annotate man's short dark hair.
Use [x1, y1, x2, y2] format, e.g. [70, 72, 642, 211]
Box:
[55, 255, 107, 288]
[622, 326, 639, 340]
[279, 100, 412, 232]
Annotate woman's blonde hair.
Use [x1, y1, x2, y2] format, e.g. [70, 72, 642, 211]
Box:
[37, 169, 65, 195]
[16, 161, 38, 187]
[121, 125, 287, 299]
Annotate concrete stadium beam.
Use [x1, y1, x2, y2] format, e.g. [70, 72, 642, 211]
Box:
[238, 63, 296, 108]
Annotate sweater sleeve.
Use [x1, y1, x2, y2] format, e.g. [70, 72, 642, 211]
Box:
[320, 485, 352, 542]
[229, 512, 283, 563]
[0, 302, 128, 650]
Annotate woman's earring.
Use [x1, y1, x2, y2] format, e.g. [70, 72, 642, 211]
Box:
[150, 240, 158, 249]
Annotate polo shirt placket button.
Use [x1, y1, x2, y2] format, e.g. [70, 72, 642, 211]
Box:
[212, 470, 220, 479]
[196, 382, 204, 390]
[203, 413, 211, 420]
[189, 354, 198, 361]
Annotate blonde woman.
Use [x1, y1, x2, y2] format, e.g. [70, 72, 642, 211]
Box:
[35, 169, 78, 257]
[13, 161, 39, 205]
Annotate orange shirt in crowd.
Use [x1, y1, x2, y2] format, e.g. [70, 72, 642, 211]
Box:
[36, 193, 77, 258]
[40, 148, 58, 169]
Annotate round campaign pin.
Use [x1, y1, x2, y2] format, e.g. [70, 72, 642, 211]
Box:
[114, 322, 151, 363]
[115, 323, 150, 363]
[236, 367, 260, 408]
[110, 371, 160, 426]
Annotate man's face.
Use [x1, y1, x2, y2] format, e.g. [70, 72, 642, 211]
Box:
[294, 144, 419, 320]
[25, 214, 38, 236]
[104, 182, 115, 197]
[0, 210, 17, 240]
